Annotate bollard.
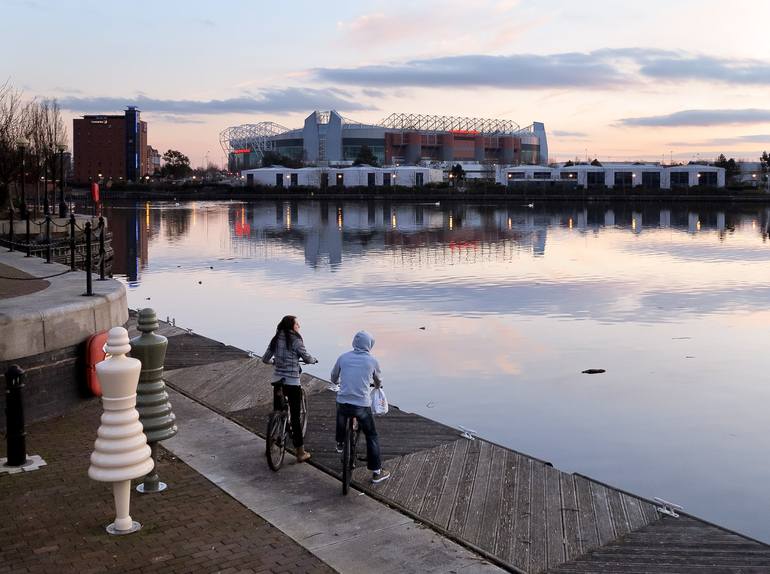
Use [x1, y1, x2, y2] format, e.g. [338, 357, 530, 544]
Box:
[45, 216, 52, 263]
[25, 213, 31, 258]
[88, 327, 154, 535]
[8, 209, 14, 252]
[98, 217, 106, 280]
[69, 214, 76, 271]
[4, 365, 27, 467]
[84, 222, 92, 296]
[130, 308, 177, 493]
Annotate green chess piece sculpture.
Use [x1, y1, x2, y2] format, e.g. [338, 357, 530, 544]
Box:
[130, 308, 178, 493]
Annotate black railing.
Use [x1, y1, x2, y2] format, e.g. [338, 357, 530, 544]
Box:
[1, 211, 113, 296]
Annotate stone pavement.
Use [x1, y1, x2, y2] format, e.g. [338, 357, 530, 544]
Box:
[163, 389, 503, 574]
[0, 399, 334, 574]
[0, 262, 49, 300]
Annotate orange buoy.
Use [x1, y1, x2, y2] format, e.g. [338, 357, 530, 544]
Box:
[86, 331, 109, 396]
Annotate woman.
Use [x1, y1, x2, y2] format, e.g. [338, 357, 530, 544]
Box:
[262, 315, 317, 462]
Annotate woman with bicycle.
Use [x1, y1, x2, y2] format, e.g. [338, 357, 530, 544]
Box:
[262, 315, 317, 462]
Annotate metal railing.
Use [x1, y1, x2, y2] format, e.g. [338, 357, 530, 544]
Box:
[1, 211, 112, 296]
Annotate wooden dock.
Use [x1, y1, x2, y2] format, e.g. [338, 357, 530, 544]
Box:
[131, 315, 770, 573]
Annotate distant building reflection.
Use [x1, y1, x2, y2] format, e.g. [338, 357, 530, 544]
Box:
[108, 203, 157, 281]
[105, 201, 770, 280]
[221, 202, 767, 269]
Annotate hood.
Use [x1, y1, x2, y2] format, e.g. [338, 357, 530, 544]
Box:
[352, 330, 374, 353]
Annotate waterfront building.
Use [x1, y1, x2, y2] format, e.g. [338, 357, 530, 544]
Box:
[73, 107, 154, 183]
[241, 165, 444, 188]
[147, 146, 161, 176]
[496, 163, 726, 189]
[221, 110, 548, 171]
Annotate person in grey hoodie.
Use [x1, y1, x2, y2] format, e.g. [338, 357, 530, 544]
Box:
[330, 330, 390, 484]
[263, 315, 317, 462]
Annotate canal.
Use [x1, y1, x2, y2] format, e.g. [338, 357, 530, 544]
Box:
[106, 199, 770, 542]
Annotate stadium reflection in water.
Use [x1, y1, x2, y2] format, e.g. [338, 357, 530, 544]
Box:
[106, 200, 770, 543]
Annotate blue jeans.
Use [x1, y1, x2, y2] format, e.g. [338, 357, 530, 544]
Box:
[336, 403, 381, 471]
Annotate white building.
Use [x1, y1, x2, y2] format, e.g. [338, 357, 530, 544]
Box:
[495, 163, 726, 189]
[241, 165, 443, 188]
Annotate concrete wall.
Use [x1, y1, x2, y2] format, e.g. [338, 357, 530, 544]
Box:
[0, 251, 128, 424]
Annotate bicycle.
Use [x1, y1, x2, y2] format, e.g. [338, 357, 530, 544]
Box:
[340, 412, 361, 495]
[266, 378, 308, 471]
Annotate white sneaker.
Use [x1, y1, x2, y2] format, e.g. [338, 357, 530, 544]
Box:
[371, 469, 391, 484]
[328, 384, 340, 392]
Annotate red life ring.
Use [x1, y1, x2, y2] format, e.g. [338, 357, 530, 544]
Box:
[85, 331, 109, 396]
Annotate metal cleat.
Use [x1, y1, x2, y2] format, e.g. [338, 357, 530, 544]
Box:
[458, 425, 477, 441]
[654, 497, 683, 518]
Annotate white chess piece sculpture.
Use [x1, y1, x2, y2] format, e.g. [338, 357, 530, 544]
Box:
[88, 327, 154, 534]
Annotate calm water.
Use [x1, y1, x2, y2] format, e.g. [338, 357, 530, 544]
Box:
[106, 199, 770, 542]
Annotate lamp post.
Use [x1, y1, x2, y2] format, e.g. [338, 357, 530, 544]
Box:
[17, 138, 28, 218]
[57, 144, 67, 218]
[42, 148, 50, 216]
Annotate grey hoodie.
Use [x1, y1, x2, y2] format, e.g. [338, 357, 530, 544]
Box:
[331, 331, 382, 407]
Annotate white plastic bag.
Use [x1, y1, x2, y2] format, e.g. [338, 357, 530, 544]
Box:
[371, 387, 389, 415]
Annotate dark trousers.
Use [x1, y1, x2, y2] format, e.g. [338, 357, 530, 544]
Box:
[336, 403, 381, 471]
[273, 383, 304, 448]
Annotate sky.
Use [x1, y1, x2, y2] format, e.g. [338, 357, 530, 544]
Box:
[3, 0, 770, 166]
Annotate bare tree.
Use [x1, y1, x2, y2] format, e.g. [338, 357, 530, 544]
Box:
[0, 81, 30, 211]
[0, 80, 68, 214]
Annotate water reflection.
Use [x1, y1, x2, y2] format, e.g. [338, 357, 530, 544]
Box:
[104, 200, 770, 542]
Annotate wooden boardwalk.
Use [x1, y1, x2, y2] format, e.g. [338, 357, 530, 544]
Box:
[129, 315, 770, 573]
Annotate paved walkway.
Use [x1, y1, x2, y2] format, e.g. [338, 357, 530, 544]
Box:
[164, 388, 504, 574]
[0, 400, 333, 574]
[0, 261, 49, 300]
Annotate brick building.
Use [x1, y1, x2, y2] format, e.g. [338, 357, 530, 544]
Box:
[73, 106, 150, 183]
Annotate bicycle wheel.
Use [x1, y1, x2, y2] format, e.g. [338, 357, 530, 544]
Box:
[266, 412, 288, 471]
[299, 389, 308, 438]
[341, 418, 353, 495]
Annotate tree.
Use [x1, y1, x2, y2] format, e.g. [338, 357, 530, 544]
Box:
[0, 82, 67, 213]
[260, 150, 301, 169]
[0, 82, 27, 211]
[713, 154, 739, 180]
[449, 163, 465, 186]
[353, 145, 378, 166]
[161, 149, 192, 179]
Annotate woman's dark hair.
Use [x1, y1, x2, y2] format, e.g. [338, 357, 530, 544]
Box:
[269, 315, 302, 352]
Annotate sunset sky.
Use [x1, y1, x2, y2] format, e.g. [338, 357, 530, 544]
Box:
[4, 0, 770, 166]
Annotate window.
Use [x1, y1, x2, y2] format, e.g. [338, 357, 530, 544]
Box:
[508, 172, 526, 179]
[290, 173, 298, 187]
[368, 172, 375, 187]
[533, 172, 551, 180]
[614, 172, 633, 188]
[671, 172, 689, 187]
[642, 172, 661, 188]
[699, 172, 717, 186]
[560, 172, 578, 180]
[587, 172, 605, 187]
[383, 173, 392, 187]
[415, 172, 424, 187]
[275, 173, 283, 187]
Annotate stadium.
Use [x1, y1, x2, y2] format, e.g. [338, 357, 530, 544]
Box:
[220, 110, 548, 171]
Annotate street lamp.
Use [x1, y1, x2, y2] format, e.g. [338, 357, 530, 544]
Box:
[16, 138, 28, 218]
[42, 146, 55, 215]
[57, 143, 67, 217]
